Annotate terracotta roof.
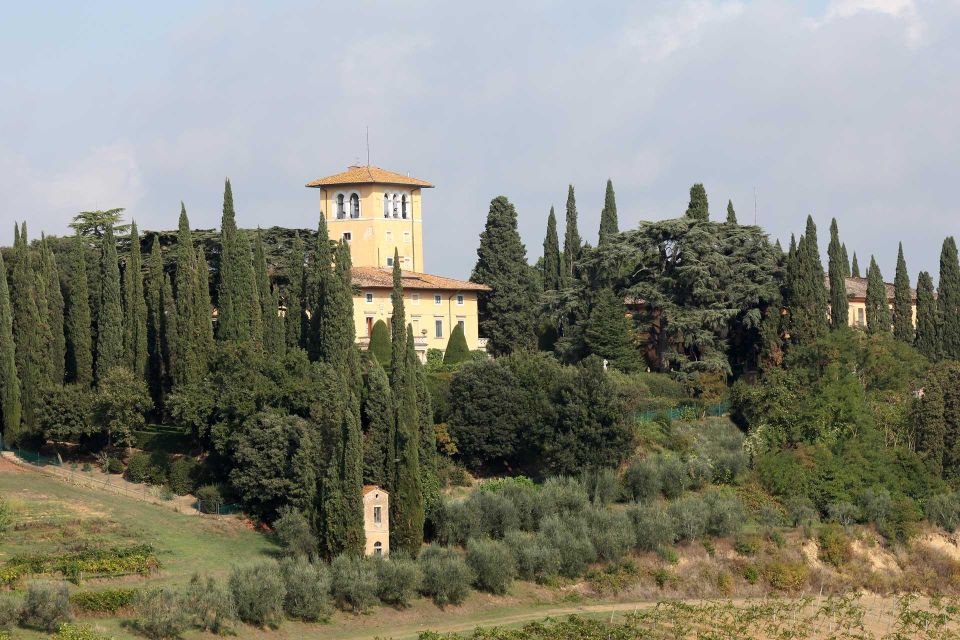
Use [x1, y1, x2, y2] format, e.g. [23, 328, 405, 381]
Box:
[363, 485, 385, 496]
[306, 165, 433, 188]
[822, 274, 916, 302]
[352, 266, 489, 292]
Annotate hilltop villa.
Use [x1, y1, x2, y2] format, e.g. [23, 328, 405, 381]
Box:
[824, 275, 917, 328]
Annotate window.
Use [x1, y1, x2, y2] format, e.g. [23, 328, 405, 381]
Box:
[401, 194, 408, 219]
[373, 541, 382, 555]
[857, 308, 865, 326]
[373, 506, 382, 524]
[383, 193, 390, 218]
[458, 319, 465, 331]
[336, 194, 345, 219]
[365, 316, 373, 335]
[434, 294, 441, 305]
[350, 193, 360, 218]
[387, 257, 394, 267]
[456, 294, 464, 305]
[342, 232, 351, 242]
[412, 293, 420, 305]
[403, 231, 411, 244]
[385, 230, 392, 242]
[435, 319, 443, 338]
[365, 293, 373, 303]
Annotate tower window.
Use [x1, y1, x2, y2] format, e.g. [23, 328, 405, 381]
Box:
[384, 193, 390, 218]
[374, 506, 382, 524]
[342, 232, 351, 242]
[401, 194, 408, 219]
[350, 193, 360, 218]
[392, 194, 399, 218]
[336, 194, 345, 219]
[373, 541, 383, 555]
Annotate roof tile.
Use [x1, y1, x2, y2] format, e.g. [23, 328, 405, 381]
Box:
[306, 165, 433, 188]
[352, 266, 489, 292]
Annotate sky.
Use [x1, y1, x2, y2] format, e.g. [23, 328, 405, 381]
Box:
[1, 0, 957, 281]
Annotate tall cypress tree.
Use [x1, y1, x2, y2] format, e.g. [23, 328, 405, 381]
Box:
[314, 242, 353, 367]
[11, 223, 45, 429]
[598, 179, 619, 245]
[216, 179, 251, 343]
[685, 183, 709, 221]
[64, 233, 93, 386]
[840, 243, 851, 278]
[362, 355, 392, 486]
[96, 223, 124, 382]
[254, 229, 283, 355]
[308, 217, 333, 361]
[173, 206, 205, 387]
[194, 250, 214, 357]
[123, 221, 148, 382]
[915, 271, 940, 360]
[938, 237, 960, 360]
[892, 243, 914, 344]
[145, 236, 169, 406]
[851, 252, 861, 278]
[340, 347, 365, 556]
[562, 185, 581, 282]
[542, 207, 562, 291]
[368, 320, 391, 366]
[284, 232, 306, 350]
[788, 216, 829, 343]
[162, 272, 179, 388]
[0, 249, 22, 446]
[827, 218, 848, 330]
[865, 256, 890, 335]
[725, 199, 737, 225]
[391, 324, 424, 555]
[386, 252, 405, 489]
[239, 229, 263, 348]
[40, 236, 65, 384]
[442, 323, 470, 365]
[914, 373, 946, 477]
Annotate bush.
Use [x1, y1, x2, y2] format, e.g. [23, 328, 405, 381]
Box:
[628, 503, 676, 551]
[329, 554, 378, 613]
[0, 497, 11, 534]
[195, 485, 223, 514]
[166, 458, 197, 496]
[435, 499, 481, 546]
[465, 538, 515, 595]
[539, 515, 596, 578]
[106, 458, 124, 474]
[581, 468, 620, 506]
[622, 458, 660, 503]
[229, 561, 286, 627]
[504, 531, 560, 583]
[585, 507, 634, 562]
[470, 491, 519, 539]
[418, 545, 473, 608]
[927, 493, 960, 532]
[0, 597, 19, 630]
[125, 452, 165, 485]
[374, 554, 420, 608]
[818, 524, 852, 567]
[658, 454, 688, 499]
[537, 477, 589, 521]
[859, 486, 892, 527]
[273, 507, 316, 558]
[827, 501, 859, 527]
[704, 489, 745, 537]
[54, 623, 113, 640]
[69, 588, 137, 613]
[19, 581, 72, 631]
[668, 495, 709, 543]
[733, 534, 762, 556]
[183, 574, 235, 634]
[132, 589, 187, 640]
[785, 495, 819, 527]
[280, 557, 332, 622]
[686, 457, 713, 491]
[763, 560, 809, 592]
[496, 481, 538, 531]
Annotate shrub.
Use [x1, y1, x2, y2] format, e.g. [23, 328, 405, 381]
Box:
[503, 531, 560, 583]
[280, 557, 332, 622]
[757, 502, 784, 530]
[496, 482, 538, 531]
[195, 485, 223, 514]
[435, 499, 481, 546]
[273, 507, 316, 558]
[686, 456, 713, 491]
[628, 503, 676, 551]
[54, 623, 113, 640]
[785, 495, 819, 527]
[818, 524, 852, 567]
[859, 486, 892, 527]
[418, 545, 473, 608]
[19, 581, 72, 631]
[183, 574, 235, 634]
[622, 458, 660, 503]
[537, 477, 589, 521]
[927, 493, 960, 532]
[704, 489, 745, 537]
[742, 565, 759, 584]
[105, 458, 124, 474]
[69, 588, 137, 613]
[585, 507, 634, 562]
[763, 560, 809, 592]
[668, 495, 709, 543]
[228, 561, 286, 627]
[470, 491, 519, 539]
[733, 534, 762, 557]
[166, 458, 197, 496]
[0, 597, 19, 630]
[374, 554, 420, 608]
[132, 589, 187, 640]
[658, 454, 688, 499]
[465, 538, 515, 595]
[329, 554, 378, 613]
[827, 501, 859, 527]
[0, 497, 12, 534]
[125, 452, 165, 485]
[539, 515, 596, 578]
[581, 468, 620, 506]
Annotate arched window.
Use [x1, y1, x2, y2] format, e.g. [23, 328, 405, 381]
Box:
[336, 194, 345, 219]
[383, 193, 390, 218]
[392, 194, 399, 218]
[401, 194, 408, 219]
[350, 193, 360, 218]
[373, 541, 383, 555]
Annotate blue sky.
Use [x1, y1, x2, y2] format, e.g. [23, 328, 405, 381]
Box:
[1, 0, 957, 282]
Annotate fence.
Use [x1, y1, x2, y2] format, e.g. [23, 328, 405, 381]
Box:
[636, 401, 729, 423]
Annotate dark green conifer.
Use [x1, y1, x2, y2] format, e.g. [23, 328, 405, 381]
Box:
[915, 271, 940, 360]
[840, 243, 851, 278]
[542, 207, 562, 291]
[123, 221, 148, 381]
[0, 248, 22, 445]
[788, 216, 828, 343]
[12, 222, 45, 428]
[173, 206, 207, 387]
[162, 273, 179, 387]
[361, 355, 392, 486]
[194, 250, 214, 356]
[216, 179, 257, 343]
[865, 256, 890, 334]
[562, 185, 581, 281]
[95, 223, 124, 382]
[598, 179, 619, 245]
[145, 236, 169, 406]
[315, 242, 354, 368]
[938, 237, 960, 360]
[389, 250, 406, 391]
[725, 199, 737, 225]
[308, 216, 333, 361]
[63, 233, 93, 386]
[254, 230, 283, 355]
[368, 320, 391, 366]
[827, 218, 849, 330]
[685, 183, 709, 221]
[892, 243, 914, 344]
[442, 323, 470, 365]
[341, 347, 365, 555]
[851, 252, 861, 278]
[284, 232, 306, 350]
[914, 373, 946, 477]
[583, 287, 640, 371]
[40, 236, 65, 383]
[391, 324, 424, 555]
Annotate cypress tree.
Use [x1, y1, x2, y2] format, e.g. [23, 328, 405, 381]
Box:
[389, 250, 406, 390]
[308, 217, 334, 361]
[340, 347, 365, 556]
[914, 373, 946, 477]
[63, 233, 93, 387]
[145, 236, 168, 406]
[562, 185, 581, 281]
[284, 232, 306, 350]
[865, 256, 890, 334]
[11, 223, 45, 429]
[361, 355, 392, 486]
[685, 183, 709, 221]
[583, 287, 640, 371]
[471, 196, 537, 355]
[892, 242, 914, 344]
[788, 216, 829, 343]
[598, 179, 619, 245]
[194, 250, 214, 357]
[725, 199, 737, 225]
[840, 243, 851, 278]
[851, 252, 861, 278]
[123, 221, 148, 382]
[173, 206, 206, 387]
[40, 236, 65, 384]
[827, 218, 848, 330]
[415, 357, 437, 524]
[95, 223, 124, 381]
[391, 324, 424, 555]
[162, 272, 179, 387]
[915, 271, 940, 360]
[29, 233, 54, 389]
[315, 242, 354, 368]
[0, 249, 22, 446]
[542, 207, 562, 291]
[938, 237, 960, 360]
[216, 179, 257, 343]
[368, 319, 391, 366]
[254, 229, 283, 355]
[442, 323, 470, 365]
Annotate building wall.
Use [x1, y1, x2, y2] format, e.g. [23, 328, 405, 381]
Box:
[318, 184, 426, 272]
[353, 288, 481, 359]
[363, 488, 389, 557]
[846, 299, 917, 328]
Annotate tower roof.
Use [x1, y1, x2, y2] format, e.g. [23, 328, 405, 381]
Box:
[306, 165, 434, 188]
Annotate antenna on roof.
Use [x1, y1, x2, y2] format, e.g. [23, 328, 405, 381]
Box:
[366, 126, 370, 167]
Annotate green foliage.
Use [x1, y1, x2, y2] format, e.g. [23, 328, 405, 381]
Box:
[69, 208, 128, 237]
[580, 468, 619, 506]
[374, 554, 421, 608]
[123, 222, 148, 382]
[229, 561, 286, 627]
[503, 530, 560, 583]
[391, 325, 425, 556]
[280, 557, 332, 622]
[465, 538, 515, 594]
[685, 183, 709, 221]
[658, 454, 688, 499]
[10, 223, 46, 432]
[53, 623, 113, 640]
[939, 237, 960, 359]
[583, 288, 641, 371]
[40, 237, 66, 384]
[166, 457, 197, 496]
[442, 323, 470, 365]
[725, 199, 737, 225]
[913, 373, 946, 476]
[704, 488, 746, 537]
[418, 545, 473, 608]
[0, 249, 22, 445]
[20, 582, 72, 631]
[368, 319, 391, 366]
[172, 205, 211, 388]
[38, 384, 94, 442]
[893, 243, 914, 343]
[216, 181, 260, 344]
[362, 355, 392, 486]
[4, 545, 157, 584]
[584, 507, 634, 562]
[273, 506, 316, 559]
[69, 588, 137, 613]
[622, 457, 660, 502]
[105, 458, 124, 474]
[329, 554, 379, 613]
[827, 219, 849, 330]
[95, 224, 124, 381]
[787, 216, 829, 344]
[132, 588, 187, 640]
[0, 497, 12, 534]
[628, 502, 676, 551]
[183, 573, 235, 634]
[926, 492, 960, 532]
[539, 515, 596, 578]
[93, 367, 152, 447]
[254, 229, 284, 355]
[563, 185, 582, 283]
[818, 524, 852, 566]
[194, 485, 223, 514]
[598, 179, 619, 246]
[668, 495, 709, 542]
[542, 207, 563, 290]
[865, 256, 890, 334]
[125, 452, 165, 485]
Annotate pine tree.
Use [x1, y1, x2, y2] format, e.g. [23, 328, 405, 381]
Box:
[914, 373, 946, 477]
[915, 271, 940, 360]
[40, 236, 66, 383]
[284, 232, 306, 350]
[391, 324, 424, 555]
[0, 248, 22, 446]
[254, 230, 284, 355]
[725, 199, 737, 225]
[685, 183, 709, 221]
[562, 185, 581, 281]
[583, 287, 640, 371]
[145, 236, 169, 406]
[64, 233, 93, 387]
[892, 243, 914, 344]
[865, 256, 890, 334]
[123, 222, 148, 382]
[851, 252, 861, 278]
[361, 355, 392, 486]
[442, 323, 470, 365]
[938, 237, 960, 360]
[542, 207, 562, 291]
[368, 319, 391, 366]
[827, 218, 849, 330]
[840, 243, 851, 278]
[598, 179, 619, 246]
[471, 196, 537, 355]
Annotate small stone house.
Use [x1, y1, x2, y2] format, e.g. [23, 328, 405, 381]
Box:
[363, 485, 389, 556]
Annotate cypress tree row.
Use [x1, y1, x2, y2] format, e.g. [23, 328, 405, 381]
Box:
[562, 185, 581, 281]
[851, 253, 861, 278]
[216, 180, 259, 344]
[0, 248, 22, 445]
[123, 221, 149, 382]
[938, 237, 960, 360]
[915, 271, 940, 360]
[40, 235, 66, 384]
[64, 233, 93, 386]
[542, 207, 562, 291]
[598, 179, 619, 245]
[892, 242, 914, 344]
[914, 373, 946, 477]
[827, 218, 849, 330]
[96, 223, 124, 381]
[284, 232, 306, 350]
[442, 323, 470, 365]
[726, 199, 737, 225]
[254, 229, 283, 355]
[685, 183, 709, 221]
[314, 242, 354, 367]
[11, 224, 49, 429]
[368, 320, 391, 366]
[391, 324, 424, 555]
[865, 256, 890, 335]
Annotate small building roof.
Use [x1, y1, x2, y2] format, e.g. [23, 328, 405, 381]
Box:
[822, 275, 916, 302]
[352, 266, 490, 292]
[306, 165, 434, 189]
[363, 485, 386, 496]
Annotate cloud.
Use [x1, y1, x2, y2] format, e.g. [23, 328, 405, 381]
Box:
[821, 0, 925, 45]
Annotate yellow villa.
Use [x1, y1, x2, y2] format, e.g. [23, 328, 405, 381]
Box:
[306, 165, 488, 360]
[824, 275, 917, 328]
